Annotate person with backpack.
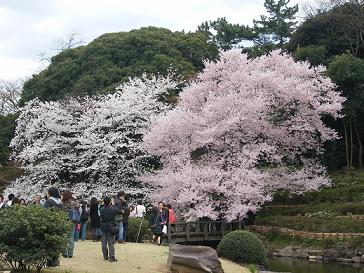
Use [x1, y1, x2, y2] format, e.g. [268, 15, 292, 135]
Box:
[62, 190, 80, 258]
[79, 200, 89, 241]
[100, 196, 122, 262]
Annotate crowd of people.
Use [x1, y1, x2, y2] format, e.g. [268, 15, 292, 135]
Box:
[0, 187, 177, 263]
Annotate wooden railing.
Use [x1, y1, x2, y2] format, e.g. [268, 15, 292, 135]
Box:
[167, 220, 245, 243]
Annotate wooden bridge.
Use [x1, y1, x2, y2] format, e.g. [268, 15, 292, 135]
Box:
[166, 220, 245, 243]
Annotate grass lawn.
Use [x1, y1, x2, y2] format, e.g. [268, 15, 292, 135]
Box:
[44, 241, 249, 273]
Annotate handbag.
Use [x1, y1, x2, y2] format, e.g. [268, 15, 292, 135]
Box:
[162, 225, 167, 234]
[108, 221, 119, 236]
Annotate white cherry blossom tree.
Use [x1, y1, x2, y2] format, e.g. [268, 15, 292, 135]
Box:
[7, 74, 179, 198]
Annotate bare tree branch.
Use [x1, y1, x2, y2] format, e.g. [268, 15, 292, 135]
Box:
[0, 79, 24, 115]
[38, 32, 84, 64]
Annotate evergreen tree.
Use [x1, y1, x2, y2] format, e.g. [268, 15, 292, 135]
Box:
[198, 18, 254, 50]
[253, 0, 299, 48]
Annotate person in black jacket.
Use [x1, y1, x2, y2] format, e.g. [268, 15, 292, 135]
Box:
[90, 197, 101, 241]
[114, 191, 127, 243]
[44, 187, 62, 208]
[44, 187, 62, 267]
[100, 196, 122, 262]
[121, 200, 130, 243]
[149, 206, 163, 245]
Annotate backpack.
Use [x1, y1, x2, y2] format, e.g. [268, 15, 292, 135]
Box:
[168, 209, 177, 224]
[46, 198, 62, 209]
[69, 208, 81, 223]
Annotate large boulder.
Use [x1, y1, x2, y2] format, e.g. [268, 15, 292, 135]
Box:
[168, 244, 224, 273]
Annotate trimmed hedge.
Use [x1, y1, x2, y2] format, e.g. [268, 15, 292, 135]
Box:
[217, 230, 266, 265]
[260, 202, 364, 217]
[0, 205, 70, 272]
[256, 215, 364, 233]
[126, 217, 150, 243]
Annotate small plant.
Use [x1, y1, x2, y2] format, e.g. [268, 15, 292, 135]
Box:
[126, 217, 150, 242]
[322, 238, 336, 249]
[304, 210, 336, 218]
[217, 230, 266, 265]
[247, 263, 256, 273]
[0, 205, 70, 272]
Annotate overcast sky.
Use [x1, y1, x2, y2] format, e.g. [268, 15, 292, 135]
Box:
[0, 0, 304, 80]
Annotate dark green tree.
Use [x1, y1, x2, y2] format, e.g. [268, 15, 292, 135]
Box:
[197, 17, 254, 50]
[197, 1, 298, 57]
[289, 1, 364, 170]
[253, 0, 299, 48]
[327, 54, 364, 169]
[0, 114, 17, 165]
[293, 45, 327, 67]
[21, 27, 218, 103]
[288, 1, 364, 64]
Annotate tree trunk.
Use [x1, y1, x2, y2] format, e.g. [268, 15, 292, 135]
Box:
[354, 117, 363, 169]
[343, 119, 350, 168]
[350, 118, 354, 168]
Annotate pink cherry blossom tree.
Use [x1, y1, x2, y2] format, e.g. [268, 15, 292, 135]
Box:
[7, 74, 179, 198]
[142, 50, 345, 221]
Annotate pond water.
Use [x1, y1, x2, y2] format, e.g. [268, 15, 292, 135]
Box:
[266, 257, 364, 273]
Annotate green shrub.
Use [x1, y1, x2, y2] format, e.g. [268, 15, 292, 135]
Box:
[217, 230, 266, 265]
[269, 170, 364, 205]
[263, 229, 321, 248]
[0, 205, 70, 272]
[247, 264, 256, 273]
[256, 215, 364, 233]
[126, 217, 150, 243]
[260, 202, 364, 217]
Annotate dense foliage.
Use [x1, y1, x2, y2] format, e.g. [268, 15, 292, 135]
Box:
[198, 0, 298, 56]
[21, 27, 218, 103]
[288, 1, 364, 170]
[217, 230, 266, 264]
[0, 205, 70, 272]
[289, 2, 364, 62]
[142, 50, 344, 221]
[260, 202, 364, 217]
[327, 54, 364, 169]
[256, 215, 364, 233]
[126, 217, 150, 243]
[0, 114, 17, 165]
[262, 228, 364, 252]
[253, 0, 298, 48]
[268, 170, 364, 205]
[8, 75, 178, 198]
[0, 164, 22, 193]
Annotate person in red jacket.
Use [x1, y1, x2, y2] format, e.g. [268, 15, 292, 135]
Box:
[166, 204, 176, 224]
